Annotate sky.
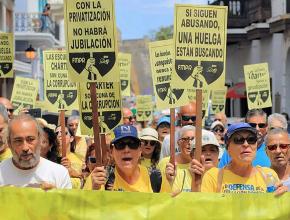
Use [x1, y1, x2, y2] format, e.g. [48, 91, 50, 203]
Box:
[115, 0, 208, 40]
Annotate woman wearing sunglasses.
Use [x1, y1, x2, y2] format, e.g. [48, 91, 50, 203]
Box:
[90, 125, 160, 192]
[265, 128, 290, 191]
[139, 127, 161, 169]
[201, 122, 287, 195]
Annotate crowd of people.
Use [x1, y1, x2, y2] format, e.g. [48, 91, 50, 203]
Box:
[0, 96, 288, 197]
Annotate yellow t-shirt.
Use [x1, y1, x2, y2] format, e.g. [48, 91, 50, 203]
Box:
[74, 135, 88, 162]
[83, 165, 153, 193]
[201, 167, 279, 193]
[67, 152, 83, 189]
[140, 158, 152, 169]
[159, 156, 192, 192]
[0, 148, 12, 162]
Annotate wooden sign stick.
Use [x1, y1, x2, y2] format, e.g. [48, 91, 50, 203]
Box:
[100, 133, 107, 166]
[191, 89, 203, 192]
[59, 110, 67, 158]
[169, 108, 175, 165]
[89, 82, 102, 166]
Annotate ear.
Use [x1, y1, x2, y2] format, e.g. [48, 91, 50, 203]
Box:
[69, 135, 74, 143]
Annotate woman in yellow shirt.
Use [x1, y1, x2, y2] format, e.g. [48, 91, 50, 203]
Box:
[201, 122, 287, 195]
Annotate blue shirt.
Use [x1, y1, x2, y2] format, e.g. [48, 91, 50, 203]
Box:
[218, 143, 271, 168]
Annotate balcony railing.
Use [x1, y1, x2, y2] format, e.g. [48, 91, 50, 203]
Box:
[15, 13, 59, 39]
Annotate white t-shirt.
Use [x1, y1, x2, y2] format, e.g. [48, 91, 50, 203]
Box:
[0, 157, 72, 189]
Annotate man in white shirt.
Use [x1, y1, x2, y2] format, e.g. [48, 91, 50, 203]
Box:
[0, 114, 71, 189]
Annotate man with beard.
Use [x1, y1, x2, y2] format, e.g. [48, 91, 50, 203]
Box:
[265, 128, 290, 191]
[0, 104, 12, 162]
[0, 114, 71, 189]
[219, 109, 271, 168]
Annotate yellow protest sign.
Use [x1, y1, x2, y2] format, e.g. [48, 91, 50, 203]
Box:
[136, 95, 152, 121]
[64, 0, 119, 82]
[188, 88, 210, 121]
[1, 187, 290, 220]
[244, 63, 272, 110]
[43, 50, 79, 112]
[35, 100, 52, 111]
[11, 76, 39, 114]
[0, 33, 14, 78]
[79, 82, 122, 135]
[172, 5, 227, 102]
[211, 86, 227, 114]
[149, 39, 189, 110]
[118, 53, 131, 97]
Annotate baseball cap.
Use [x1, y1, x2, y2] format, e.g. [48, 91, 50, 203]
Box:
[210, 121, 224, 130]
[193, 130, 220, 149]
[157, 116, 170, 128]
[224, 122, 257, 144]
[112, 125, 139, 144]
[139, 127, 160, 142]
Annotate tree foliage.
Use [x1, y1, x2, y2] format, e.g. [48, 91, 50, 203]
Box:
[151, 25, 173, 40]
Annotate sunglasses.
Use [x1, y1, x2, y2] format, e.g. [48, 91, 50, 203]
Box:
[248, 123, 267, 128]
[180, 137, 195, 143]
[6, 108, 14, 113]
[267, 144, 290, 151]
[213, 128, 224, 133]
[114, 140, 140, 150]
[158, 123, 170, 129]
[232, 135, 257, 145]
[141, 140, 157, 146]
[181, 115, 196, 122]
[55, 131, 69, 136]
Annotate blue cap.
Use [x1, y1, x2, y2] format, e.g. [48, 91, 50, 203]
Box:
[157, 116, 170, 128]
[112, 125, 139, 144]
[224, 122, 257, 144]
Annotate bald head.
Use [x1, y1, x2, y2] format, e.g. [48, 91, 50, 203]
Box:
[0, 97, 13, 119]
[179, 101, 196, 126]
[214, 112, 227, 127]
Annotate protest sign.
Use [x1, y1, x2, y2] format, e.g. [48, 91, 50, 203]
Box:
[43, 50, 79, 112]
[172, 5, 227, 102]
[64, 0, 119, 82]
[136, 95, 152, 122]
[211, 86, 227, 114]
[0, 33, 13, 78]
[188, 88, 210, 119]
[244, 63, 272, 110]
[79, 82, 122, 135]
[118, 53, 131, 97]
[149, 39, 188, 110]
[11, 77, 38, 114]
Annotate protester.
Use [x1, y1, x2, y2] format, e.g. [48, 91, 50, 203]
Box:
[122, 107, 136, 126]
[0, 104, 12, 162]
[40, 126, 58, 163]
[139, 127, 161, 169]
[213, 112, 228, 127]
[160, 101, 196, 159]
[265, 128, 290, 191]
[89, 125, 160, 192]
[0, 114, 71, 189]
[210, 120, 225, 158]
[201, 122, 287, 195]
[156, 116, 170, 142]
[267, 113, 288, 130]
[219, 109, 270, 168]
[41, 3, 51, 32]
[0, 97, 14, 120]
[67, 115, 80, 135]
[55, 126, 83, 189]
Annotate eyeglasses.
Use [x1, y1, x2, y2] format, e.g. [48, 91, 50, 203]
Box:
[267, 144, 290, 151]
[232, 135, 257, 145]
[213, 127, 224, 133]
[141, 140, 157, 147]
[114, 140, 140, 150]
[6, 108, 14, 113]
[181, 115, 196, 122]
[180, 137, 195, 143]
[248, 123, 267, 128]
[55, 131, 69, 136]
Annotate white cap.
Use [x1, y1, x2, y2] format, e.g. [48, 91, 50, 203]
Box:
[139, 127, 160, 143]
[194, 129, 220, 149]
[210, 121, 224, 130]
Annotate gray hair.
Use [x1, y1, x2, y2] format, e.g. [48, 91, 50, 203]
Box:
[178, 125, 195, 139]
[0, 103, 8, 123]
[67, 115, 79, 124]
[245, 109, 267, 123]
[264, 128, 289, 146]
[268, 113, 288, 130]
